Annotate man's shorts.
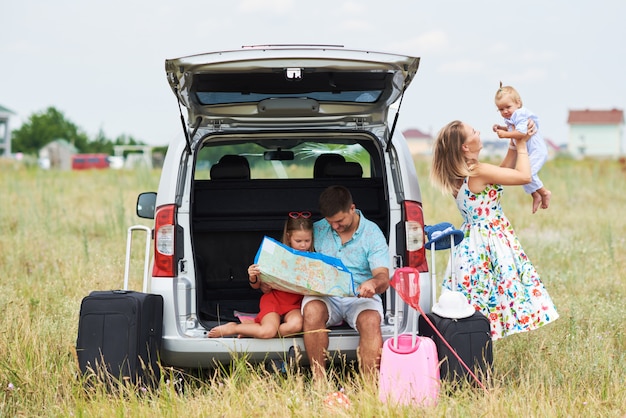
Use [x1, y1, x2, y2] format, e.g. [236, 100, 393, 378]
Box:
[301, 294, 383, 330]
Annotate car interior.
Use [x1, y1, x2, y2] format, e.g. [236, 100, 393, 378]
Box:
[192, 142, 389, 330]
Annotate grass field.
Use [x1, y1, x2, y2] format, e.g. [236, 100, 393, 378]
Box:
[0, 157, 624, 417]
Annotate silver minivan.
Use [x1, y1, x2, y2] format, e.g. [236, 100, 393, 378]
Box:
[134, 45, 431, 369]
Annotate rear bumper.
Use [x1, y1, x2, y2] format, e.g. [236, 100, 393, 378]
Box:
[157, 270, 432, 369]
[159, 333, 362, 368]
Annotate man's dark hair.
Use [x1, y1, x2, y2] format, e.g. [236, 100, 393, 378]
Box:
[319, 185, 353, 218]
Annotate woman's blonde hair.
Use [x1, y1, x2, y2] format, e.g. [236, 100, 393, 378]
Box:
[430, 120, 475, 195]
[494, 81, 523, 106]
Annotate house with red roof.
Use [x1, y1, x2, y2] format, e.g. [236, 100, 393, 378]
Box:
[567, 109, 624, 158]
[402, 128, 433, 155]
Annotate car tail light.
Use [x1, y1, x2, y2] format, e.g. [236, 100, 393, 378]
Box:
[403, 201, 427, 272]
[153, 204, 177, 277]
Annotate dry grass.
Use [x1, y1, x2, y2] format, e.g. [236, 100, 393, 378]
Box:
[0, 157, 625, 417]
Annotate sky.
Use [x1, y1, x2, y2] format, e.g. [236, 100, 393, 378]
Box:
[2, 0, 625, 147]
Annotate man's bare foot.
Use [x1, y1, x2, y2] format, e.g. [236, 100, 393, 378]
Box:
[532, 193, 542, 214]
[541, 190, 551, 210]
[207, 322, 238, 337]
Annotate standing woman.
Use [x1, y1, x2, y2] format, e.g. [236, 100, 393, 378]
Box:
[430, 120, 559, 340]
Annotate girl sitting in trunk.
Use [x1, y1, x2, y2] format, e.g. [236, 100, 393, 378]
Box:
[208, 212, 314, 338]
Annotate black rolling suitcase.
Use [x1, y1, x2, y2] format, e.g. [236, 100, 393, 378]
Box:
[419, 311, 492, 382]
[76, 226, 163, 387]
[419, 223, 493, 385]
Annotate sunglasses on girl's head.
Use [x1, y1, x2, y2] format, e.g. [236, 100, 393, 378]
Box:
[289, 211, 312, 219]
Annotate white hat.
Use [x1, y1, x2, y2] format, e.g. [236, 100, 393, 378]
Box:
[431, 290, 475, 319]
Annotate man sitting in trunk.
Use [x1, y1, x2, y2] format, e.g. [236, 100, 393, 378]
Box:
[301, 185, 390, 381]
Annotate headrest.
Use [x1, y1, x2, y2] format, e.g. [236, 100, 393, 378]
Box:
[313, 154, 345, 178]
[323, 161, 363, 178]
[210, 155, 250, 180]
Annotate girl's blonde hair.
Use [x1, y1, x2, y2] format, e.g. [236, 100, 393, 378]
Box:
[282, 217, 314, 251]
[494, 81, 523, 106]
[430, 120, 476, 195]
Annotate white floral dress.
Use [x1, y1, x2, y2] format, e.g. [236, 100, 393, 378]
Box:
[442, 178, 559, 340]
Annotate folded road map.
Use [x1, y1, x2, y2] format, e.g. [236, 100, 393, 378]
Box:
[254, 236, 356, 297]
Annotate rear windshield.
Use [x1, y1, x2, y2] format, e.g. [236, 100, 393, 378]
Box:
[194, 140, 377, 180]
[196, 91, 381, 105]
[192, 71, 389, 105]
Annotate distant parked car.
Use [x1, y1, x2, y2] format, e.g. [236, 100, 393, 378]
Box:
[72, 153, 109, 170]
[129, 45, 431, 370]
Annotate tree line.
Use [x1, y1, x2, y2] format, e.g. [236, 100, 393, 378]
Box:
[10, 107, 167, 156]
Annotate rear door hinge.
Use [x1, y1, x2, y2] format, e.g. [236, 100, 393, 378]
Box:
[178, 259, 187, 274]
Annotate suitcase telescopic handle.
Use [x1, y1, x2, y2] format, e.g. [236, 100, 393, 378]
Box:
[430, 242, 436, 310]
[449, 235, 457, 289]
[429, 234, 458, 308]
[123, 225, 152, 292]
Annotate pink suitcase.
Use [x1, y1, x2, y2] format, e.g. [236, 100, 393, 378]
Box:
[379, 333, 439, 406]
[379, 268, 440, 407]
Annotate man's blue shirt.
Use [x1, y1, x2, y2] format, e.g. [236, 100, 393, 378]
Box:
[314, 210, 390, 286]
